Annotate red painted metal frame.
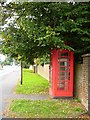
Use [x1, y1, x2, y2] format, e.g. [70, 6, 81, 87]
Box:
[49, 49, 74, 98]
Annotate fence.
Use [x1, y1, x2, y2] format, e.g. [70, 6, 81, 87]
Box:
[37, 64, 49, 81]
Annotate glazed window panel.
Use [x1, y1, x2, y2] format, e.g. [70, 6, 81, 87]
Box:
[60, 52, 69, 57]
[59, 72, 70, 80]
[60, 67, 69, 71]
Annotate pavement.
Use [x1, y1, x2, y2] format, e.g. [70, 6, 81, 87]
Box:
[2, 94, 49, 100]
[0, 66, 20, 119]
[0, 66, 49, 119]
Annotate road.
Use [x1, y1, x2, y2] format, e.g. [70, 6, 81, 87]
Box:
[0, 65, 21, 119]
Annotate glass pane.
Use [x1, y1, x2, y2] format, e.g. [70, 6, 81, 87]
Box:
[59, 73, 70, 80]
[65, 72, 70, 80]
[60, 52, 68, 56]
[57, 81, 69, 90]
[60, 67, 69, 71]
[59, 58, 69, 61]
[64, 61, 69, 67]
[59, 82, 65, 89]
[59, 71, 70, 80]
[60, 62, 65, 66]
[58, 51, 70, 90]
[60, 72, 65, 76]
[60, 67, 65, 71]
[64, 81, 69, 91]
[60, 76, 65, 80]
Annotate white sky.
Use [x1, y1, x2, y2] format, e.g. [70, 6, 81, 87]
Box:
[6, 0, 12, 4]
[0, 54, 6, 62]
[5, 0, 90, 3]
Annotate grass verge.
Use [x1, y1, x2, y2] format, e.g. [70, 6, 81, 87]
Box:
[15, 69, 49, 94]
[11, 69, 87, 118]
[7, 99, 86, 118]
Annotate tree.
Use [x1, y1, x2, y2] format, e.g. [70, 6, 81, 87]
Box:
[2, 56, 13, 65]
[0, 2, 90, 63]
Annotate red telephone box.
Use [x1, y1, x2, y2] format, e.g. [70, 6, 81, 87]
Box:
[49, 49, 74, 98]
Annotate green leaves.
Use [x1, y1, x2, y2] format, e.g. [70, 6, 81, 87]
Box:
[1, 2, 90, 63]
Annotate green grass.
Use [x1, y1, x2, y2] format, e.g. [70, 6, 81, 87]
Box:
[15, 69, 49, 94]
[11, 68, 86, 118]
[8, 99, 86, 118]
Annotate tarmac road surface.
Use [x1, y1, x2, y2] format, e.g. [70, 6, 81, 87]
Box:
[0, 65, 20, 119]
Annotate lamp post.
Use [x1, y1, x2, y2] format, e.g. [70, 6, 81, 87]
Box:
[20, 61, 23, 85]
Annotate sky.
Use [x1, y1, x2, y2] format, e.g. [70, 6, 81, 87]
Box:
[0, 54, 6, 62]
[5, 0, 90, 3]
[6, 0, 12, 4]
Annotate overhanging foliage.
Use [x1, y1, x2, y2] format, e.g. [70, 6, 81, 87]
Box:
[0, 2, 90, 63]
